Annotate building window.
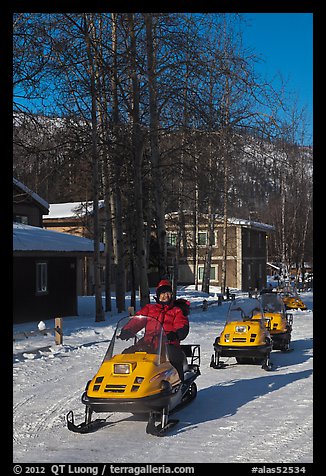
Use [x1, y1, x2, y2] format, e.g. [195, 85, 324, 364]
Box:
[258, 232, 264, 248]
[259, 263, 263, 278]
[36, 262, 48, 294]
[247, 230, 251, 248]
[198, 231, 215, 246]
[167, 232, 178, 246]
[248, 263, 252, 282]
[198, 266, 216, 281]
[13, 214, 28, 224]
[198, 232, 207, 246]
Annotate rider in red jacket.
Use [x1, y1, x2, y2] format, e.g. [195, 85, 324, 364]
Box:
[119, 280, 190, 382]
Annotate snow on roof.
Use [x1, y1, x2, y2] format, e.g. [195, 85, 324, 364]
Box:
[46, 201, 105, 219]
[46, 203, 275, 232]
[227, 217, 275, 232]
[267, 262, 281, 271]
[13, 223, 104, 252]
[166, 211, 275, 231]
[13, 177, 49, 212]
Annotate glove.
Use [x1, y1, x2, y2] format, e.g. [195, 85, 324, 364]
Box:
[166, 331, 178, 342]
[118, 329, 133, 340]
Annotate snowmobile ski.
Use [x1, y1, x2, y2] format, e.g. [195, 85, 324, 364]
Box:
[145, 380, 198, 436]
[210, 354, 227, 369]
[145, 410, 179, 436]
[66, 410, 109, 434]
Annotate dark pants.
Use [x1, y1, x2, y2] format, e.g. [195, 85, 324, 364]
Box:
[167, 344, 186, 382]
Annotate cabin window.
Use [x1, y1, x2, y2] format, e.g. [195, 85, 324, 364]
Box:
[36, 262, 48, 294]
[13, 214, 28, 224]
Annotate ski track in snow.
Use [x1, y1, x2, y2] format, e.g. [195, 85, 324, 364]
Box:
[13, 291, 313, 464]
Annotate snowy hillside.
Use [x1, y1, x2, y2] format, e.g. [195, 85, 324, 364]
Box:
[13, 286, 313, 464]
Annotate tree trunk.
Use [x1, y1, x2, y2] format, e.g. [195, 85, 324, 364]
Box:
[128, 13, 149, 308]
[84, 15, 105, 321]
[221, 145, 229, 295]
[144, 13, 167, 278]
[202, 209, 215, 294]
[103, 162, 112, 312]
[110, 13, 126, 313]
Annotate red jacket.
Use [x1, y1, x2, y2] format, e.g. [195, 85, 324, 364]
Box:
[124, 302, 189, 346]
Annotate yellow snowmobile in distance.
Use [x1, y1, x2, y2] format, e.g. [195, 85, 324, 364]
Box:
[67, 315, 200, 436]
[280, 285, 307, 311]
[210, 297, 272, 371]
[259, 289, 293, 352]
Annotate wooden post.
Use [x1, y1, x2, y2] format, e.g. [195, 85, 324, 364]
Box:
[54, 317, 63, 345]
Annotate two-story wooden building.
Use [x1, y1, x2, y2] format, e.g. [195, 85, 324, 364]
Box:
[165, 212, 274, 291]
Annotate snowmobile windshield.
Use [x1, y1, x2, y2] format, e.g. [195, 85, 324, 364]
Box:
[281, 286, 298, 298]
[102, 315, 167, 364]
[260, 293, 285, 313]
[226, 298, 266, 323]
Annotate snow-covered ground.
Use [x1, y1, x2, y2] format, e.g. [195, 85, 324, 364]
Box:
[13, 285, 313, 464]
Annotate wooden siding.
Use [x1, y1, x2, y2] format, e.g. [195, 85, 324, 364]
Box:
[13, 180, 49, 227]
[241, 228, 267, 291]
[13, 256, 78, 323]
[13, 202, 44, 227]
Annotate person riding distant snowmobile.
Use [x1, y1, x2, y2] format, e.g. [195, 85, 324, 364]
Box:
[118, 279, 190, 382]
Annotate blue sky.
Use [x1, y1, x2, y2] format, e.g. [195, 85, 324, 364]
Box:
[13, 12, 313, 145]
[240, 13, 313, 144]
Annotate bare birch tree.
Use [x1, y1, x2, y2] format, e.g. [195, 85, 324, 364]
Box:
[128, 14, 149, 307]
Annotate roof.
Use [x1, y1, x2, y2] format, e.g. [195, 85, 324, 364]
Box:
[227, 217, 275, 232]
[267, 262, 281, 271]
[13, 223, 104, 253]
[46, 202, 275, 232]
[46, 201, 105, 219]
[13, 177, 49, 213]
[166, 211, 275, 232]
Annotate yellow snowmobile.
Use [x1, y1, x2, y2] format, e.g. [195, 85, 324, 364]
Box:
[210, 297, 272, 371]
[280, 286, 307, 310]
[67, 315, 200, 436]
[259, 290, 293, 352]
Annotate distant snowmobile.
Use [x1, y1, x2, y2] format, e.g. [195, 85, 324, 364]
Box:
[259, 289, 293, 352]
[210, 297, 273, 371]
[280, 286, 307, 311]
[67, 315, 200, 436]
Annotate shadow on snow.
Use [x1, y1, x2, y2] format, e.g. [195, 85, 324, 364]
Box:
[175, 367, 312, 434]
